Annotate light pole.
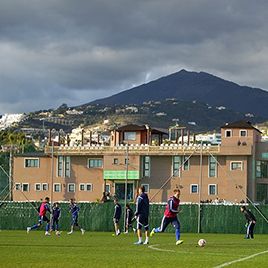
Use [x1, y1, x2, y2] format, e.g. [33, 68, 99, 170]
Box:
[49, 129, 64, 227]
[198, 141, 203, 233]
[123, 144, 129, 232]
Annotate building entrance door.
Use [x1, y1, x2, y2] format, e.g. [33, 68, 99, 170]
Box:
[115, 183, 134, 201]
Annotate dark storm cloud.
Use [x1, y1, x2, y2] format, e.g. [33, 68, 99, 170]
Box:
[0, 0, 268, 113]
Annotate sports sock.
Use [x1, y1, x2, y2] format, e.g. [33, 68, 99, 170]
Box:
[46, 224, 50, 232]
[31, 224, 38, 230]
[176, 229, 180, 241]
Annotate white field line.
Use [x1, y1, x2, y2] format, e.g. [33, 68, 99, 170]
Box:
[148, 244, 235, 256]
[214, 249, 268, 268]
[148, 244, 175, 253]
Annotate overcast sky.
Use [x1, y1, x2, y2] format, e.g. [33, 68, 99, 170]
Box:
[1, 0, 268, 114]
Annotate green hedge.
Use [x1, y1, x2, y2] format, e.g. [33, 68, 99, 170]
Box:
[0, 202, 267, 234]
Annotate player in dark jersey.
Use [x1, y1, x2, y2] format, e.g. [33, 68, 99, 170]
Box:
[124, 203, 134, 234]
[113, 198, 122, 236]
[240, 206, 257, 239]
[150, 188, 183, 245]
[67, 199, 85, 235]
[51, 202, 61, 236]
[27, 197, 51, 236]
[134, 186, 149, 245]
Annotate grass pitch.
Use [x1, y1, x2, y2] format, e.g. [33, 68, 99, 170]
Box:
[0, 231, 268, 268]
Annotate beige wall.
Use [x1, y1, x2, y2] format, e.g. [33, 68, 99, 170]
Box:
[143, 155, 247, 203]
[13, 125, 261, 203]
[12, 153, 250, 203]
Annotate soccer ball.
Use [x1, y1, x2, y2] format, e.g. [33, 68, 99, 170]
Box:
[198, 239, 206, 247]
[56, 231, 61, 236]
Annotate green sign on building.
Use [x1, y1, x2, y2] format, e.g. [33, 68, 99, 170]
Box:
[262, 152, 268, 159]
[104, 170, 140, 180]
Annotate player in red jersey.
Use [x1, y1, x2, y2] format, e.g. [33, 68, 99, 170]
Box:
[27, 197, 51, 236]
[150, 188, 183, 245]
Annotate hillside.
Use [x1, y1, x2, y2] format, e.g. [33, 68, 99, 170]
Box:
[91, 69, 268, 118]
[16, 98, 262, 134]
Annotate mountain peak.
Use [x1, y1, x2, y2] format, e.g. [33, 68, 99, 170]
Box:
[90, 70, 268, 118]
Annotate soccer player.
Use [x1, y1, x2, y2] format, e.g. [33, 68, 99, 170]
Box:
[51, 202, 61, 235]
[113, 198, 122, 236]
[124, 203, 134, 234]
[150, 188, 184, 245]
[67, 199, 85, 235]
[240, 205, 257, 239]
[134, 186, 149, 245]
[27, 197, 51, 236]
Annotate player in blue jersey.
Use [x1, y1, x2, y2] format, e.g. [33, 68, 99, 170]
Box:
[150, 188, 183, 245]
[51, 202, 61, 236]
[27, 197, 51, 236]
[134, 186, 150, 245]
[240, 206, 257, 239]
[67, 199, 85, 235]
[124, 203, 134, 234]
[113, 198, 122, 236]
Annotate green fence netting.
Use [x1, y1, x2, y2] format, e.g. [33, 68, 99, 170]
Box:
[0, 202, 267, 233]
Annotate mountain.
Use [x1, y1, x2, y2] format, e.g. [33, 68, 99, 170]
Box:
[91, 69, 268, 118]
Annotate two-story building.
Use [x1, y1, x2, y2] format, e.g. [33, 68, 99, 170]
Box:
[12, 121, 268, 204]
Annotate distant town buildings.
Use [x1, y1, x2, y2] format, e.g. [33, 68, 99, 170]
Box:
[0, 113, 26, 130]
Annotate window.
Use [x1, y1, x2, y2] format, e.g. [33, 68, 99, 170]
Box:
[15, 183, 21, 190]
[209, 156, 217, 177]
[230, 161, 243, 171]
[65, 156, 71, 177]
[208, 184, 217, 195]
[240, 130, 247, 137]
[79, 183, 92, 191]
[256, 161, 268, 178]
[54, 183, 61, 192]
[22, 183, 29, 192]
[35, 183, 41, 191]
[191, 184, 199, 194]
[58, 156, 71, 177]
[42, 183, 48, 191]
[142, 156, 150, 177]
[80, 184, 85, 191]
[183, 156, 190, 171]
[125, 158, 129, 165]
[86, 184, 92, 191]
[88, 159, 103, 168]
[68, 183, 75, 192]
[225, 130, 232, 137]
[172, 156, 181, 177]
[25, 158, 39, 168]
[105, 184, 111, 193]
[113, 158, 119, 165]
[124, 132, 136, 141]
[58, 156, 64, 177]
[141, 184, 149, 193]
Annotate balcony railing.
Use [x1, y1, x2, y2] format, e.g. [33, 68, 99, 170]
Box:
[45, 143, 222, 155]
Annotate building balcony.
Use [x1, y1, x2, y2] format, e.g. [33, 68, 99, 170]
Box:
[218, 145, 252, 155]
[45, 143, 222, 156]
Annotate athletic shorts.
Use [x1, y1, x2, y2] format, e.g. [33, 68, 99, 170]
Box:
[136, 215, 149, 231]
[52, 218, 59, 225]
[71, 215, 79, 226]
[38, 215, 49, 224]
[113, 218, 120, 224]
